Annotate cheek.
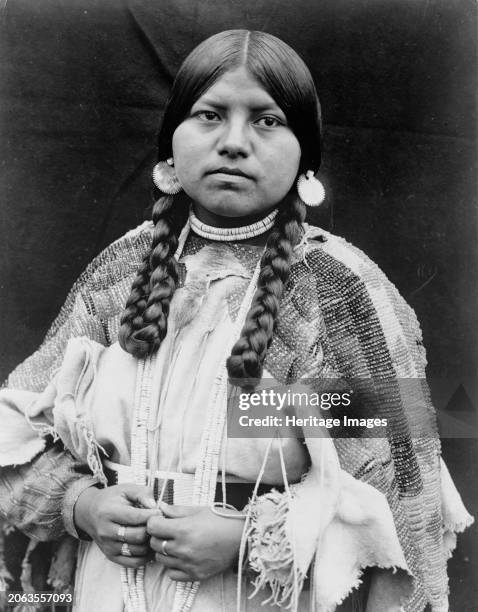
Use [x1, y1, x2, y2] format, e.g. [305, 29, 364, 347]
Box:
[171, 125, 189, 168]
[265, 137, 301, 189]
[285, 141, 302, 181]
[172, 125, 200, 187]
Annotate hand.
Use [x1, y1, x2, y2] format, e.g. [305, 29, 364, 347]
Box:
[74, 484, 160, 568]
[147, 502, 245, 581]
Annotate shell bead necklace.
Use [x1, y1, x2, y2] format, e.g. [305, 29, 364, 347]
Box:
[188, 208, 278, 241]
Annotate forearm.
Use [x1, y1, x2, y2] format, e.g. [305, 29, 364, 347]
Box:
[0, 442, 98, 541]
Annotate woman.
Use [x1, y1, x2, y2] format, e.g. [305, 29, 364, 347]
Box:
[0, 30, 472, 612]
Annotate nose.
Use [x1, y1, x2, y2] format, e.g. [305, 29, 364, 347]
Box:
[217, 118, 251, 158]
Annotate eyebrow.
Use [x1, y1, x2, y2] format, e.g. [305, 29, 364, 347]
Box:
[195, 97, 283, 113]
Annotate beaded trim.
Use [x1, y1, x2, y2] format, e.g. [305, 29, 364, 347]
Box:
[120, 357, 156, 612]
[189, 208, 278, 241]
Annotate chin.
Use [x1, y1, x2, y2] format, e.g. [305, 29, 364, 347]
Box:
[200, 200, 256, 219]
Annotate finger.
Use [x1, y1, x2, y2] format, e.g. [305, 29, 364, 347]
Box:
[121, 485, 157, 510]
[150, 537, 179, 557]
[146, 515, 181, 539]
[116, 543, 150, 557]
[158, 502, 198, 519]
[112, 524, 149, 545]
[110, 505, 160, 526]
[166, 569, 192, 582]
[154, 552, 181, 567]
[110, 555, 150, 569]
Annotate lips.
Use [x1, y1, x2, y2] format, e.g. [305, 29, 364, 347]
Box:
[208, 167, 252, 179]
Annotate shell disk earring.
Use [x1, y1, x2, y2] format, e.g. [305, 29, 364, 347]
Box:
[297, 170, 325, 207]
[152, 157, 182, 194]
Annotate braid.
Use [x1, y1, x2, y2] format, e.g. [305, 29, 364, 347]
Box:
[118, 193, 188, 358]
[226, 195, 306, 385]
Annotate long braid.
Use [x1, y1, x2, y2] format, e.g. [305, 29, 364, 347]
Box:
[118, 193, 188, 358]
[227, 194, 306, 384]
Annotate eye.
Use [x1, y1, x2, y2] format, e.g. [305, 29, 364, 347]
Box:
[194, 110, 221, 122]
[254, 115, 284, 128]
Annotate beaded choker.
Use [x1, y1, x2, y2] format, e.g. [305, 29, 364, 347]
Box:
[189, 208, 278, 241]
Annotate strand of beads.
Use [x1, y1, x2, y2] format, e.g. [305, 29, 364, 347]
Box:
[189, 208, 278, 241]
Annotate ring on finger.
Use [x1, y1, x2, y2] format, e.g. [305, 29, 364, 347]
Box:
[162, 540, 169, 556]
[121, 542, 132, 557]
[117, 525, 127, 542]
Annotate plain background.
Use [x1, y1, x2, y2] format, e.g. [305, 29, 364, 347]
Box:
[1, 1, 476, 608]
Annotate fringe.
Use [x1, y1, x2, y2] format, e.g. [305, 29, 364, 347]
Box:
[24, 396, 59, 442]
[78, 420, 108, 486]
[245, 490, 306, 610]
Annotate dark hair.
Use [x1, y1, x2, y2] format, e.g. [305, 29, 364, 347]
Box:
[119, 30, 322, 385]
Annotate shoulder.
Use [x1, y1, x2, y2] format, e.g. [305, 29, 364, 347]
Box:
[295, 223, 391, 286]
[5, 224, 153, 390]
[77, 221, 153, 292]
[291, 223, 426, 373]
[294, 222, 408, 308]
[69, 220, 153, 320]
[39, 221, 153, 347]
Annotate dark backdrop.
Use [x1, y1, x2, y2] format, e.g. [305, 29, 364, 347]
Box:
[1, 0, 476, 608]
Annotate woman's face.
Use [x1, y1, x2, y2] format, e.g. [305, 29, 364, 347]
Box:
[172, 66, 301, 222]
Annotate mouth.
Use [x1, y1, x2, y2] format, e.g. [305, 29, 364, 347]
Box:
[208, 167, 252, 179]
